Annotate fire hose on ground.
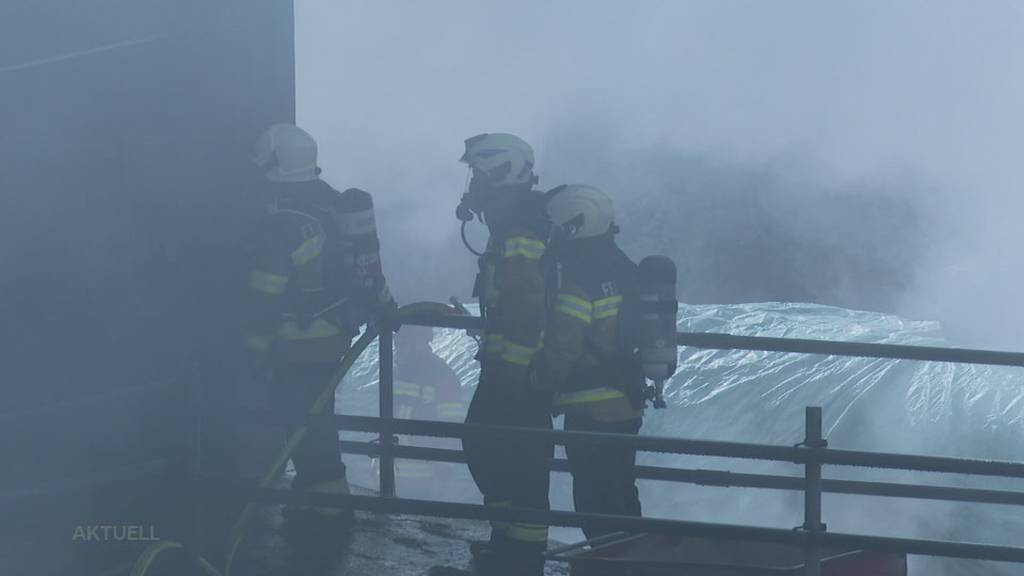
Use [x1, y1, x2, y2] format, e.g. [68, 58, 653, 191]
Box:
[130, 302, 454, 576]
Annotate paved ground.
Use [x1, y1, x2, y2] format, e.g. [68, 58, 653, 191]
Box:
[231, 485, 570, 576]
[233, 504, 483, 575]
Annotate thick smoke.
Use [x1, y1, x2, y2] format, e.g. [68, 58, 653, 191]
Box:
[292, 2, 1024, 573]
[361, 122, 931, 314]
[298, 1, 1024, 350]
[541, 119, 930, 312]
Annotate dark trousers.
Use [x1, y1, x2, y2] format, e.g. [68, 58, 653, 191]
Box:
[270, 362, 347, 489]
[463, 364, 552, 575]
[564, 413, 642, 539]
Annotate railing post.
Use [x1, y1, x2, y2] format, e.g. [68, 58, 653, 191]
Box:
[802, 406, 826, 576]
[378, 328, 396, 497]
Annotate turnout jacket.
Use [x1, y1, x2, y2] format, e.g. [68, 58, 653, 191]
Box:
[476, 192, 551, 374]
[243, 181, 392, 364]
[533, 236, 643, 422]
[396, 351, 466, 422]
[394, 349, 466, 482]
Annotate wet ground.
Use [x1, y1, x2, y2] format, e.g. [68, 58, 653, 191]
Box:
[229, 484, 570, 576]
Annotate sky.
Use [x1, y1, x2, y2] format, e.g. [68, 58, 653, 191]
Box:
[295, 0, 1024, 349]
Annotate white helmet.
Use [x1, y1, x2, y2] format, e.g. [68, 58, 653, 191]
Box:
[250, 123, 320, 183]
[459, 133, 536, 187]
[546, 184, 615, 240]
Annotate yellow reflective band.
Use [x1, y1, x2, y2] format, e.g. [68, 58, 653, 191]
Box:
[422, 385, 437, 403]
[308, 477, 351, 495]
[484, 334, 505, 356]
[503, 236, 545, 260]
[438, 402, 464, 418]
[248, 269, 289, 295]
[500, 340, 539, 366]
[555, 293, 593, 323]
[489, 501, 512, 532]
[244, 332, 273, 352]
[593, 295, 623, 320]
[277, 317, 341, 340]
[395, 381, 422, 398]
[554, 387, 627, 407]
[290, 233, 324, 266]
[507, 523, 549, 543]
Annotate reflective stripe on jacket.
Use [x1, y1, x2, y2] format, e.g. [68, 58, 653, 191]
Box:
[242, 201, 349, 363]
[534, 240, 642, 422]
[478, 223, 549, 372]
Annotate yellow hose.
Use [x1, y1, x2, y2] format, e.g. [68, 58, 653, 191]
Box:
[220, 325, 378, 575]
[129, 541, 182, 576]
[131, 302, 456, 576]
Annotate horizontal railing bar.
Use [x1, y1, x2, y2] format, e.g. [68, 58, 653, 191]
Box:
[399, 312, 1024, 368]
[330, 414, 803, 462]
[822, 476, 1024, 506]
[400, 313, 482, 330]
[340, 441, 1024, 507]
[226, 486, 1024, 564]
[819, 447, 1024, 477]
[677, 332, 1024, 368]
[328, 414, 1024, 478]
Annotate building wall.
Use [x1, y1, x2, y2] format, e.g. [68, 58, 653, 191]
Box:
[0, 0, 295, 411]
[0, 5, 297, 563]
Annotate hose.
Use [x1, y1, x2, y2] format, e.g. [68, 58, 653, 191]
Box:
[460, 220, 484, 257]
[129, 540, 220, 576]
[220, 325, 379, 576]
[131, 302, 456, 576]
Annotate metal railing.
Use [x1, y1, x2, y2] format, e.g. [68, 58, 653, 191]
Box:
[29, 312, 1024, 576]
[323, 312, 1024, 576]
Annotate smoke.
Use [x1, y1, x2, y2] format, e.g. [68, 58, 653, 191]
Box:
[297, 0, 1024, 350]
[296, 2, 1024, 572]
[540, 118, 933, 312]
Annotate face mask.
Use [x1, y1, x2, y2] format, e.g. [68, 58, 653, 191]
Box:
[456, 168, 495, 256]
[456, 168, 495, 222]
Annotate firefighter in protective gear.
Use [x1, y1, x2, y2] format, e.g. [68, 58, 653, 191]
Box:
[391, 316, 467, 499]
[458, 133, 552, 576]
[243, 123, 396, 520]
[532, 184, 645, 539]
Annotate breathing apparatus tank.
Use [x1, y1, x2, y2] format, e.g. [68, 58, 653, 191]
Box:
[635, 255, 678, 408]
[330, 188, 386, 325]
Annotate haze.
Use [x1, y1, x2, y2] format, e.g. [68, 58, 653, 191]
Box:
[297, 0, 1024, 349]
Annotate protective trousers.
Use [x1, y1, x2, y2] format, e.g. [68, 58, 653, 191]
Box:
[270, 362, 348, 489]
[463, 363, 552, 576]
[563, 413, 642, 539]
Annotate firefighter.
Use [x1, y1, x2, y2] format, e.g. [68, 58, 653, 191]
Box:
[392, 315, 467, 499]
[531, 184, 645, 539]
[243, 123, 396, 522]
[457, 133, 553, 576]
